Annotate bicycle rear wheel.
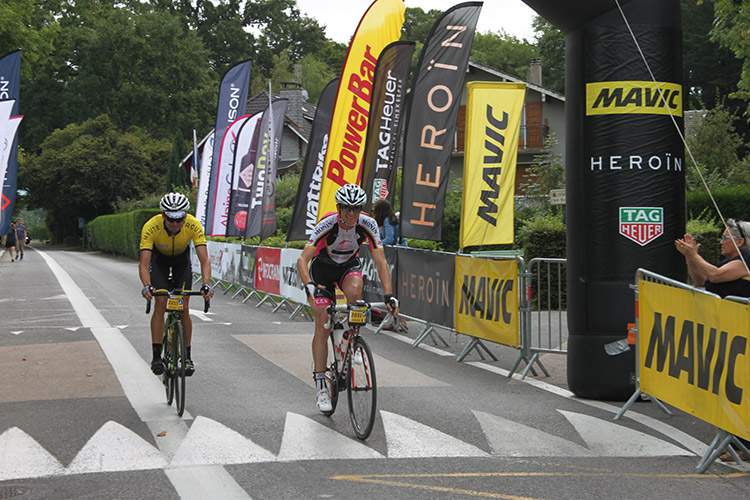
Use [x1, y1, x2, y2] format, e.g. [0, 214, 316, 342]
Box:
[173, 321, 187, 417]
[163, 327, 174, 405]
[347, 336, 376, 440]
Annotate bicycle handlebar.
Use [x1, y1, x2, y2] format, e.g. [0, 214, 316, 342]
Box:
[145, 289, 210, 314]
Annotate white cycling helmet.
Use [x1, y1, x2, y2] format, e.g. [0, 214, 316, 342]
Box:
[335, 184, 367, 207]
[160, 192, 190, 219]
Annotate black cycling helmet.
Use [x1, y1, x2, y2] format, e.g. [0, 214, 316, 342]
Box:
[334, 184, 367, 207]
[160, 192, 190, 218]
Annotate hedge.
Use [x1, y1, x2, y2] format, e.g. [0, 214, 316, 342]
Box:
[88, 209, 160, 259]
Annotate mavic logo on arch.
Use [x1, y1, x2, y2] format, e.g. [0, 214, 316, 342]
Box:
[586, 81, 682, 117]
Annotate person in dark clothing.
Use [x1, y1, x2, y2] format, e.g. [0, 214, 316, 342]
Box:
[675, 218, 750, 462]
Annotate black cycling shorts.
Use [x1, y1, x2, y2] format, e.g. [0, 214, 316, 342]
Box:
[150, 249, 193, 291]
[310, 256, 362, 301]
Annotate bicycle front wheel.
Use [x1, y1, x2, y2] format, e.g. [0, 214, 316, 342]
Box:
[323, 332, 340, 416]
[173, 321, 187, 417]
[163, 327, 174, 406]
[347, 336, 376, 440]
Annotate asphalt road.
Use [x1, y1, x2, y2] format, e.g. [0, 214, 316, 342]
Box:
[0, 245, 748, 500]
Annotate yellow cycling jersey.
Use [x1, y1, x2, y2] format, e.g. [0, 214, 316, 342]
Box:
[140, 214, 207, 257]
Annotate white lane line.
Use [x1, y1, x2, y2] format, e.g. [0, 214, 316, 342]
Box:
[37, 249, 252, 500]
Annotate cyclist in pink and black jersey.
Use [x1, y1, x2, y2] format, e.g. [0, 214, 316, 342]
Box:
[297, 184, 399, 412]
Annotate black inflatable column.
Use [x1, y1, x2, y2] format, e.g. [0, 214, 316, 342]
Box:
[565, 0, 684, 399]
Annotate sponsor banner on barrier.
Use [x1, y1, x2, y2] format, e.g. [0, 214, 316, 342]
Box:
[357, 245, 397, 304]
[280, 248, 306, 304]
[639, 280, 750, 440]
[205, 241, 226, 278]
[455, 255, 519, 347]
[255, 246, 281, 295]
[239, 245, 257, 289]
[219, 243, 242, 286]
[397, 248, 454, 329]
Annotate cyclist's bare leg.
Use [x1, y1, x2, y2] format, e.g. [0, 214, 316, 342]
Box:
[340, 273, 364, 304]
[151, 296, 168, 343]
[311, 301, 331, 372]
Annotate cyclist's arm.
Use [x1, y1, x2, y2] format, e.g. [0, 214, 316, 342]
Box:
[297, 245, 316, 287]
[372, 249, 399, 315]
[139, 249, 153, 300]
[195, 245, 213, 298]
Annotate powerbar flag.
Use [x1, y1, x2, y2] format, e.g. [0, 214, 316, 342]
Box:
[245, 99, 287, 239]
[400, 2, 482, 240]
[0, 50, 20, 235]
[209, 114, 250, 236]
[460, 82, 525, 248]
[227, 113, 262, 237]
[360, 41, 415, 212]
[287, 77, 339, 241]
[203, 59, 251, 234]
[317, 0, 405, 220]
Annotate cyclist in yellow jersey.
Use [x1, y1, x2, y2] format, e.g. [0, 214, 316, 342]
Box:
[139, 193, 214, 376]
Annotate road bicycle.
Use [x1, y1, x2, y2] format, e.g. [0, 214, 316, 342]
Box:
[323, 298, 377, 440]
[146, 288, 209, 416]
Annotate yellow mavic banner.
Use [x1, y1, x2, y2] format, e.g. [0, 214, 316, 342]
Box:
[317, 0, 405, 220]
[586, 81, 683, 116]
[639, 279, 750, 440]
[460, 82, 526, 248]
[455, 255, 519, 347]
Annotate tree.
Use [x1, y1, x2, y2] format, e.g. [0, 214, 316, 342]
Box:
[19, 115, 170, 241]
[711, 0, 750, 116]
[166, 131, 189, 191]
[20, 0, 215, 153]
[520, 134, 565, 197]
[684, 103, 747, 191]
[532, 16, 565, 95]
[470, 31, 536, 80]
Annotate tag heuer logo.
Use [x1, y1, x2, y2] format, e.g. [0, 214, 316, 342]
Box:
[372, 179, 388, 202]
[619, 207, 663, 246]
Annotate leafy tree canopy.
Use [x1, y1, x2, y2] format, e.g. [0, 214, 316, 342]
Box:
[19, 115, 170, 240]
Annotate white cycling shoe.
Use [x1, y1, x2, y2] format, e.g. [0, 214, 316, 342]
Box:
[316, 388, 332, 412]
[353, 348, 364, 365]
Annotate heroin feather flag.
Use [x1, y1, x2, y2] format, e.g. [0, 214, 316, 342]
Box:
[0, 50, 20, 235]
[460, 82, 526, 248]
[400, 2, 482, 241]
[287, 77, 340, 242]
[201, 59, 251, 234]
[317, 0, 405, 220]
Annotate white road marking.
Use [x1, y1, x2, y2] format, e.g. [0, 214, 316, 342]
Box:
[10, 331, 23, 335]
[559, 410, 690, 457]
[170, 416, 275, 466]
[66, 421, 167, 474]
[277, 412, 383, 461]
[0, 427, 65, 480]
[381, 410, 489, 458]
[473, 410, 591, 457]
[190, 310, 212, 322]
[36, 249, 252, 499]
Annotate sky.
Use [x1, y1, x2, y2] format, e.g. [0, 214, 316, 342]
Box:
[295, 0, 539, 44]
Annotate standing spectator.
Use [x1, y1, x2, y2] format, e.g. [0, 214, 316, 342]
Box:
[372, 199, 407, 247]
[3, 222, 17, 261]
[14, 218, 27, 261]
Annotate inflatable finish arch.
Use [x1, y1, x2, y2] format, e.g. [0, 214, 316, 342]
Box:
[523, 0, 685, 399]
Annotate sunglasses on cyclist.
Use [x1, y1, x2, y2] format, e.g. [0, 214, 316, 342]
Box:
[165, 215, 186, 223]
[339, 205, 363, 214]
